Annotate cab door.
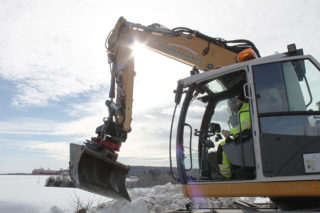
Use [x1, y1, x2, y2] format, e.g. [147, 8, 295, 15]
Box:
[252, 57, 320, 178]
[176, 67, 256, 183]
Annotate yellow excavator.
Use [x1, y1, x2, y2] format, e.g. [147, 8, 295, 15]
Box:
[69, 17, 320, 210]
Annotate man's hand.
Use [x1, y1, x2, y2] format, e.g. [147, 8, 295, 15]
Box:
[222, 130, 230, 138]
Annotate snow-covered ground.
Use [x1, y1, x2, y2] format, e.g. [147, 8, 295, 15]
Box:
[88, 183, 242, 213]
[0, 175, 264, 213]
[0, 175, 110, 213]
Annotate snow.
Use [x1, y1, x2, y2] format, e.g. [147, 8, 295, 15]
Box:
[89, 183, 239, 213]
[0, 175, 110, 213]
[0, 175, 263, 213]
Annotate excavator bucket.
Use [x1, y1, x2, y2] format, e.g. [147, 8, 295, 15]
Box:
[69, 143, 131, 201]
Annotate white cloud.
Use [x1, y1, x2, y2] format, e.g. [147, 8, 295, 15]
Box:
[0, 117, 59, 135]
[26, 141, 69, 161]
[0, 138, 71, 172]
[53, 115, 103, 137]
[1, 0, 320, 171]
[0, 116, 100, 137]
[1, 0, 319, 108]
[0, 0, 110, 107]
[65, 91, 108, 117]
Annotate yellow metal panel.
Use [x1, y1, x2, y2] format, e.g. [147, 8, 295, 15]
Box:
[182, 181, 320, 197]
[131, 29, 238, 71]
[115, 33, 134, 132]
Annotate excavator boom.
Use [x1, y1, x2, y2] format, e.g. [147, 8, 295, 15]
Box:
[69, 17, 259, 201]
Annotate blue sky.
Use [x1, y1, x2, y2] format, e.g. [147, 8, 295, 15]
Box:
[1, 0, 320, 173]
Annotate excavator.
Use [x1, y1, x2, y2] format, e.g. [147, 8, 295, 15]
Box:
[69, 17, 320, 210]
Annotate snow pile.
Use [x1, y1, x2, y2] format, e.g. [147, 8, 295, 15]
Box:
[89, 183, 238, 213]
[0, 175, 110, 213]
[0, 175, 260, 213]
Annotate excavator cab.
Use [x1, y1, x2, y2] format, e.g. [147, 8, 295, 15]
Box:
[175, 50, 320, 208]
[176, 69, 255, 181]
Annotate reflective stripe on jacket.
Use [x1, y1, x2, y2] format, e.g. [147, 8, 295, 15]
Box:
[230, 102, 251, 135]
[219, 140, 231, 178]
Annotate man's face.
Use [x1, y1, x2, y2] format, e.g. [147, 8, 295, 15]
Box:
[236, 98, 244, 110]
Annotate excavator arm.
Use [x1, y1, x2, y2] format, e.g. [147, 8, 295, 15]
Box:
[69, 17, 259, 201]
[106, 17, 259, 138]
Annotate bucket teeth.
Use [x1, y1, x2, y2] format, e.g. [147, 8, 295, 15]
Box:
[69, 143, 131, 201]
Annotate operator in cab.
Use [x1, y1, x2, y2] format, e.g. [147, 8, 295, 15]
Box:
[218, 92, 251, 179]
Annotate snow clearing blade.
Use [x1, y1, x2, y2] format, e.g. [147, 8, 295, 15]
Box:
[69, 143, 131, 201]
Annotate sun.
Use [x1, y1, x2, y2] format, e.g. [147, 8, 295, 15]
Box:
[131, 41, 147, 59]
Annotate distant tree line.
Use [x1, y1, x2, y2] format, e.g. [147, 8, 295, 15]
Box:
[126, 166, 179, 188]
[44, 166, 181, 188]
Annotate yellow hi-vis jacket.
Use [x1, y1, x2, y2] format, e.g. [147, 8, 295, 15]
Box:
[219, 102, 251, 178]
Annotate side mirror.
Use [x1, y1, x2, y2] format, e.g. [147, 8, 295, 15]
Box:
[209, 122, 221, 133]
